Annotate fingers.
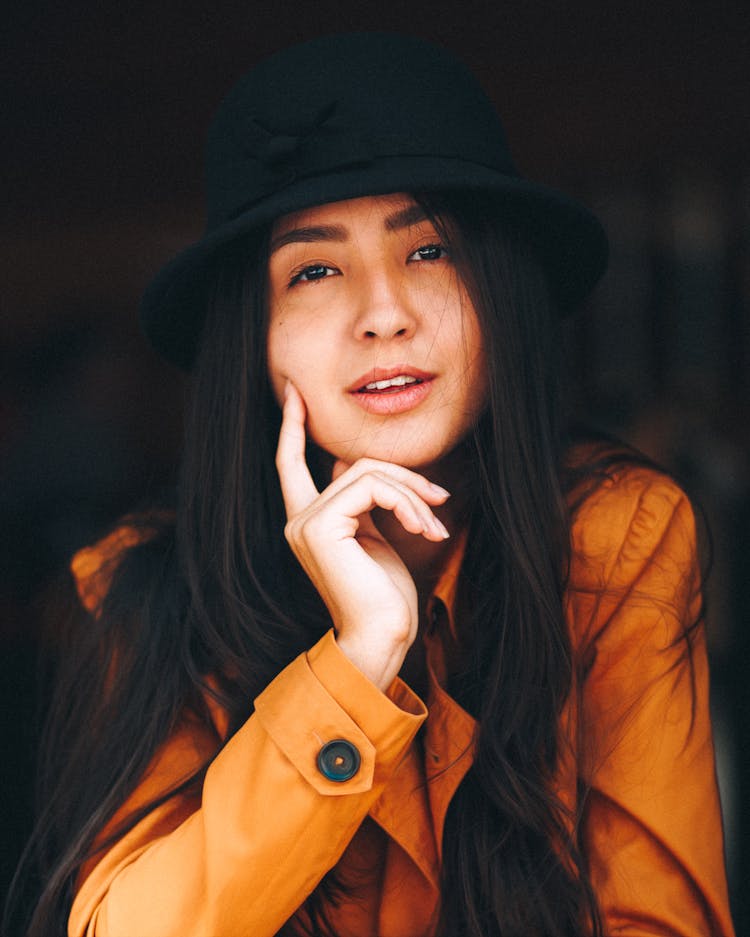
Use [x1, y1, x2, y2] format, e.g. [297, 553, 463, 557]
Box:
[361, 472, 450, 540]
[327, 458, 450, 509]
[287, 469, 450, 545]
[322, 460, 450, 539]
[275, 380, 319, 516]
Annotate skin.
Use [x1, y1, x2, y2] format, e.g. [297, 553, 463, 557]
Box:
[270, 194, 488, 691]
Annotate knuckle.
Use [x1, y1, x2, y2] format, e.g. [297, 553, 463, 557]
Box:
[275, 448, 289, 472]
[355, 457, 379, 474]
[302, 512, 325, 538]
[283, 517, 301, 544]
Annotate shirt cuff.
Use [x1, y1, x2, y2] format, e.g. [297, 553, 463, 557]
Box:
[254, 630, 427, 796]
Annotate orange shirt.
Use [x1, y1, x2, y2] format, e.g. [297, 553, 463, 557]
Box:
[68, 466, 735, 936]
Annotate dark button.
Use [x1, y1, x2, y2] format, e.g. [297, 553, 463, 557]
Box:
[317, 739, 361, 782]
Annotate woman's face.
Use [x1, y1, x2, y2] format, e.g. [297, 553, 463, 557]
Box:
[266, 193, 488, 470]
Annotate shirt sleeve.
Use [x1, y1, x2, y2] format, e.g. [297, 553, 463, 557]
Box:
[568, 470, 735, 936]
[68, 630, 427, 937]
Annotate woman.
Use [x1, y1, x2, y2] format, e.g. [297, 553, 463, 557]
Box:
[10, 33, 734, 937]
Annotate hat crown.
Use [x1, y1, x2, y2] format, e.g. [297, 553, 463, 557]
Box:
[142, 33, 607, 369]
[206, 33, 517, 230]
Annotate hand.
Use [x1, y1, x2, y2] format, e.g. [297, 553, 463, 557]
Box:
[275, 381, 450, 691]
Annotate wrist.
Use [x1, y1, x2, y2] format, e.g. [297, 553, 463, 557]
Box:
[334, 631, 410, 692]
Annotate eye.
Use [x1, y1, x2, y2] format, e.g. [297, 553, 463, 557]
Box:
[408, 243, 449, 263]
[289, 263, 339, 286]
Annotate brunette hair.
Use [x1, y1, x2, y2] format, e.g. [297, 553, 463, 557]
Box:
[8, 190, 624, 936]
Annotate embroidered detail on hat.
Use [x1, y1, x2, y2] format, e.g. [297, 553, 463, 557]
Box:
[247, 101, 339, 167]
[225, 100, 376, 216]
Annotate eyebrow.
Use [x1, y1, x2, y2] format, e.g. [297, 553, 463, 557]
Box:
[270, 224, 348, 254]
[269, 204, 431, 254]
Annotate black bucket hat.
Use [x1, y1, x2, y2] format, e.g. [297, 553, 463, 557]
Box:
[141, 33, 608, 369]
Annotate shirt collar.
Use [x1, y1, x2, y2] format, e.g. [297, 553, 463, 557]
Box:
[426, 526, 468, 643]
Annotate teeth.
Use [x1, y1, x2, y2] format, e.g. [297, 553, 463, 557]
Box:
[364, 375, 419, 391]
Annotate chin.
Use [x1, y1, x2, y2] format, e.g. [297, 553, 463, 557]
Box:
[319, 433, 462, 473]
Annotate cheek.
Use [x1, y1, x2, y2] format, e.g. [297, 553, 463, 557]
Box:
[438, 297, 488, 407]
[267, 312, 334, 412]
[266, 313, 308, 401]
[265, 321, 288, 404]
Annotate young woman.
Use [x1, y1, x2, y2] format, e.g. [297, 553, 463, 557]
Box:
[10, 33, 734, 937]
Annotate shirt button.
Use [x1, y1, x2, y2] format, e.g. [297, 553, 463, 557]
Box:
[316, 739, 361, 782]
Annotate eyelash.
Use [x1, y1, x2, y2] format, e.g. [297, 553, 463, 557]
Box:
[408, 243, 449, 263]
[288, 264, 336, 286]
[287, 242, 449, 287]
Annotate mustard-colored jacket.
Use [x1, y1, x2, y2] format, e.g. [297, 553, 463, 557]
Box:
[67, 466, 735, 936]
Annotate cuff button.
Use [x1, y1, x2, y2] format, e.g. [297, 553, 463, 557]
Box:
[317, 739, 361, 782]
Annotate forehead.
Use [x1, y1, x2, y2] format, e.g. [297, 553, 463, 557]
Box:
[270, 192, 427, 239]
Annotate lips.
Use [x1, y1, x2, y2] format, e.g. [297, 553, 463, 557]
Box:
[349, 365, 434, 394]
[348, 365, 435, 414]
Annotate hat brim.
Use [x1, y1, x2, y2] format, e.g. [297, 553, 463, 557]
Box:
[141, 157, 608, 369]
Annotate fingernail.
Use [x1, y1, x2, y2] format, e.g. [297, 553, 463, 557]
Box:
[433, 517, 450, 539]
[430, 483, 451, 498]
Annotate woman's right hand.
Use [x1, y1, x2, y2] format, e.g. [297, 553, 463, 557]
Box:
[275, 381, 450, 691]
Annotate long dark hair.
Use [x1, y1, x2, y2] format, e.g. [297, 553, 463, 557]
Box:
[8, 190, 621, 936]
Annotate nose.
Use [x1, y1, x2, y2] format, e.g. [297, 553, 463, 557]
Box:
[352, 267, 418, 341]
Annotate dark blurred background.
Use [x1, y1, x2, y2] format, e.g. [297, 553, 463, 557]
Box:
[2, 0, 748, 929]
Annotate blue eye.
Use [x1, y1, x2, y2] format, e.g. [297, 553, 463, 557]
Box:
[289, 264, 337, 285]
[409, 243, 448, 262]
